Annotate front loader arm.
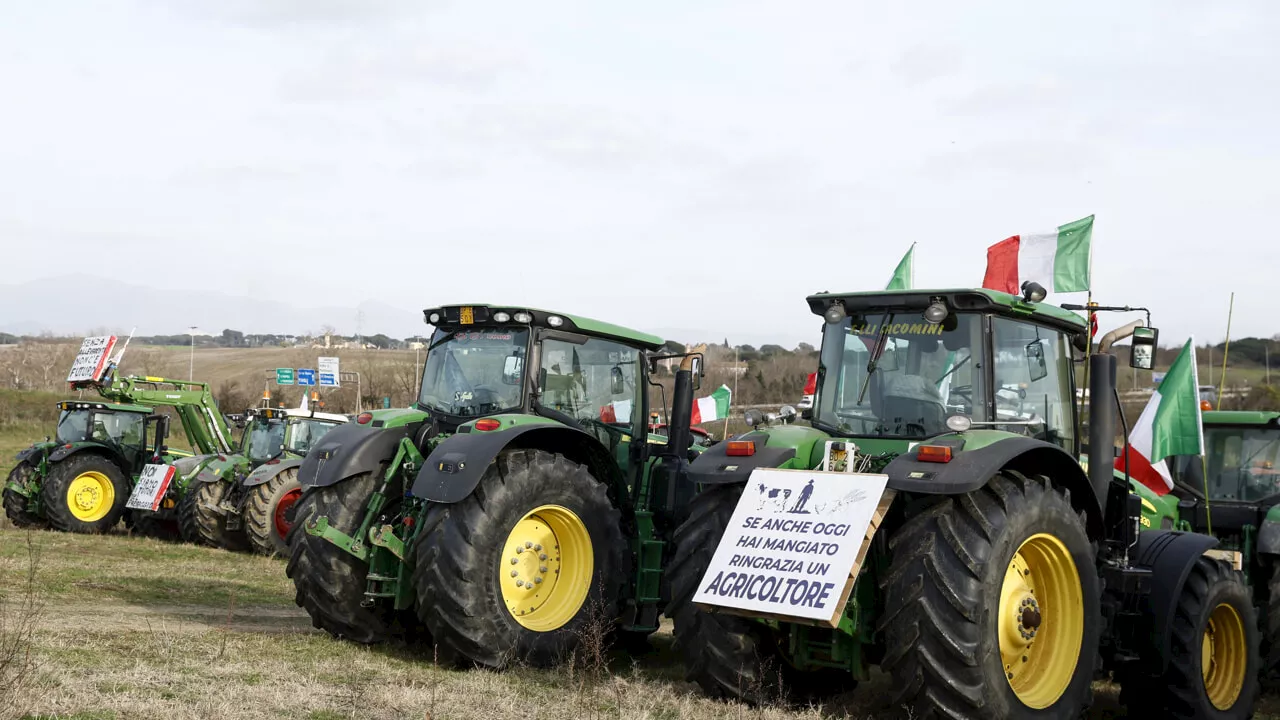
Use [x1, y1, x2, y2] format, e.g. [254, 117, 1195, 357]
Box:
[96, 376, 236, 455]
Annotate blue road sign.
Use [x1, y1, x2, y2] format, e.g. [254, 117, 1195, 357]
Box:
[319, 372, 338, 387]
[297, 368, 316, 386]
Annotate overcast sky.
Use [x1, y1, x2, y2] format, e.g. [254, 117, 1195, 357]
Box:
[1, 1, 1276, 349]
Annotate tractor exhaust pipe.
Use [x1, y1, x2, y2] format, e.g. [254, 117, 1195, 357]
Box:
[668, 358, 695, 459]
[1088, 351, 1118, 505]
[1098, 320, 1143, 354]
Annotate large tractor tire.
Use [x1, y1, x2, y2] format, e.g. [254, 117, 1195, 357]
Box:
[669, 483, 856, 704]
[880, 470, 1100, 719]
[244, 467, 303, 556]
[40, 454, 129, 534]
[286, 472, 416, 644]
[1123, 556, 1259, 719]
[177, 481, 251, 551]
[412, 448, 627, 669]
[3, 464, 47, 529]
[1265, 567, 1280, 685]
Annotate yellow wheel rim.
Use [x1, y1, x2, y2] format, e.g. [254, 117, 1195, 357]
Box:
[998, 533, 1084, 709]
[1202, 602, 1246, 710]
[66, 471, 115, 522]
[499, 504, 592, 632]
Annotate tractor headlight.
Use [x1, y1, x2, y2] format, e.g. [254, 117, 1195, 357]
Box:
[514, 312, 532, 323]
[493, 312, 511, 323]
[945, 414, 972, 432]
[428, 312, 440, 324]
[547, 315, 564, 327]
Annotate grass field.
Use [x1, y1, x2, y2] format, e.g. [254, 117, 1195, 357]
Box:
[0, 528, 1276, 720]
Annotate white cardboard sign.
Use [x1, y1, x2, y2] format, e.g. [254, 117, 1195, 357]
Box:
[692, 467, 891, 625]
[67, 335, 117, 383]
[318, 356, 340, 387]
[126, 464, 177, 511]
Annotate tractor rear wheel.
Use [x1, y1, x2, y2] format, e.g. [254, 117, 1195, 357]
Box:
[286, 472, 414, 644]
[1265, 565, 1280, 685]
[3, 464, 47, 529]
[1122, 555, 1259, 718]
[244, 468, 303, 556]
[669, 483, 855, 704]
[880, 470, 1099, 719]
[178, 481, 251, 551]
[41, 454, 129, 534]
[412, 448, 627, 668]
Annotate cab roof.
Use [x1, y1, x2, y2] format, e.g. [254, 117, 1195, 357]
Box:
[58, 400, 151, 414]
[1202, 410, 1280, 426]
[806, 287, 1088, 336]
[423, 303, 665, 351]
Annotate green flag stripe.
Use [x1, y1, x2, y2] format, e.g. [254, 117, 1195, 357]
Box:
[1151, 338, 1202, 460]
[1052, 214, 1093, 293]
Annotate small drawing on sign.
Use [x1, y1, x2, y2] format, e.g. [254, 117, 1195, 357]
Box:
[788, 479, 815, 514]
[755, 483, 792, 511]
[811, 488, 868, 515]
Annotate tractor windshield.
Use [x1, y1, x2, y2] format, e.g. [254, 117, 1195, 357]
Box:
[815, 312, 980, 438]
[417, 328, 529, 417]
[286, 418, 340, 455]
[245, 418, 286, 462]
[55, 410, 92, 443]
[1174, 426, 1280, 502]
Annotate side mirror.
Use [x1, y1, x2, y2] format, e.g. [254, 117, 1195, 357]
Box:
[1025, 340, 1048, 383]
[503, 355, 523, 385]
[690, 356, 702, 391]
[778, 405, 797, 424]
[1130, 327, 1158, 370]
[610, 366, 625, 395]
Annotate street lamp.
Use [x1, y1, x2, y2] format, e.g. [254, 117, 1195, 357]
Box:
[188, 326, 197, 380]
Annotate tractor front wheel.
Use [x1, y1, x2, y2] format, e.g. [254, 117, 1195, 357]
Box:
[669, 483, 855, 704]
[412, 448, 627, 668]
[41, 455, 129, 534]
[285, 472, 413, 644]
[244, 468, 303, 555]
[4, 464, 47, 529]
[1123, 555, 1259, 718]
[177, 481, 251, 551]
[880, 470, 1100, 719]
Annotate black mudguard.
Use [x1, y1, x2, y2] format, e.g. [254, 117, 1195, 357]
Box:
[298, 422, 419, 489]
[683, 431, 796, 486]
[884, 436, 1104, 537]
[48, 443, 128, 474]
[1258, 519, 1280, 556]
[411, 424, 619, 504]
[242, 457, 304, 488]
[13, 446, 42, 466]
[1132, 529, 1219, 672]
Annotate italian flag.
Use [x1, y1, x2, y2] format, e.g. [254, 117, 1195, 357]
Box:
[691, 384, 731, 425]
[982, 215, 1093, 295]
[1115, 337, 1204, 495]
[885, 244, 914, 290]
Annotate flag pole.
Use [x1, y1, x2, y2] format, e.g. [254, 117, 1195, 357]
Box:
[1191, 336, 1212, 534]
[1217, 292, 1234, 410]
[724, 346, 738, 439]
[910, 242, 916, 288]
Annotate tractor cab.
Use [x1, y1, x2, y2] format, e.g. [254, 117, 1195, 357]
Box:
[805, 288, 1082, 454]
[54, 400, 168, 472]
[413, 304, 672, 460]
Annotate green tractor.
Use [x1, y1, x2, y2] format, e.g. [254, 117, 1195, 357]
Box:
[177, 404, 349, 555]
[1130, 408, 1280, 679]
[287, 304, 706, 665]
[4, 364, 236, 536]
[668, 285, 1260, 719]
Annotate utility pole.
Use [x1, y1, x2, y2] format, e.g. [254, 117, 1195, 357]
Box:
[188, 326, 197, 380]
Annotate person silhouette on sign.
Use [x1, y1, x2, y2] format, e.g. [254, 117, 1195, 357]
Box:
[790, 479, 815, 513]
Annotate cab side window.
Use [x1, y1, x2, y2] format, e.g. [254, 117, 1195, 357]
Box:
[990, 318, 1075, 450]
[540, 337, 642, 435]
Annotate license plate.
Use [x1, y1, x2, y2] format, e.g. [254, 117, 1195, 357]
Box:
[126, 464, 177, 511]
[459, 306, 474, 324]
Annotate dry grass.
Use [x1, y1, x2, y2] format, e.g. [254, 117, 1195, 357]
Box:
[1, 531, 1279, 720]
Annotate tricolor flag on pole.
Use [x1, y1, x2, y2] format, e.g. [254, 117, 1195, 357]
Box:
[1115, 337, 1204, 495]
[982, 215, 1093, 295]
[691, 384, 731, 425]
[885, 244, 915, 290]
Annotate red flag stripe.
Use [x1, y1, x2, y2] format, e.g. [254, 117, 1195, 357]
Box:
[982, 236, 1021, 294]
[1113, 443, 1172, 495]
